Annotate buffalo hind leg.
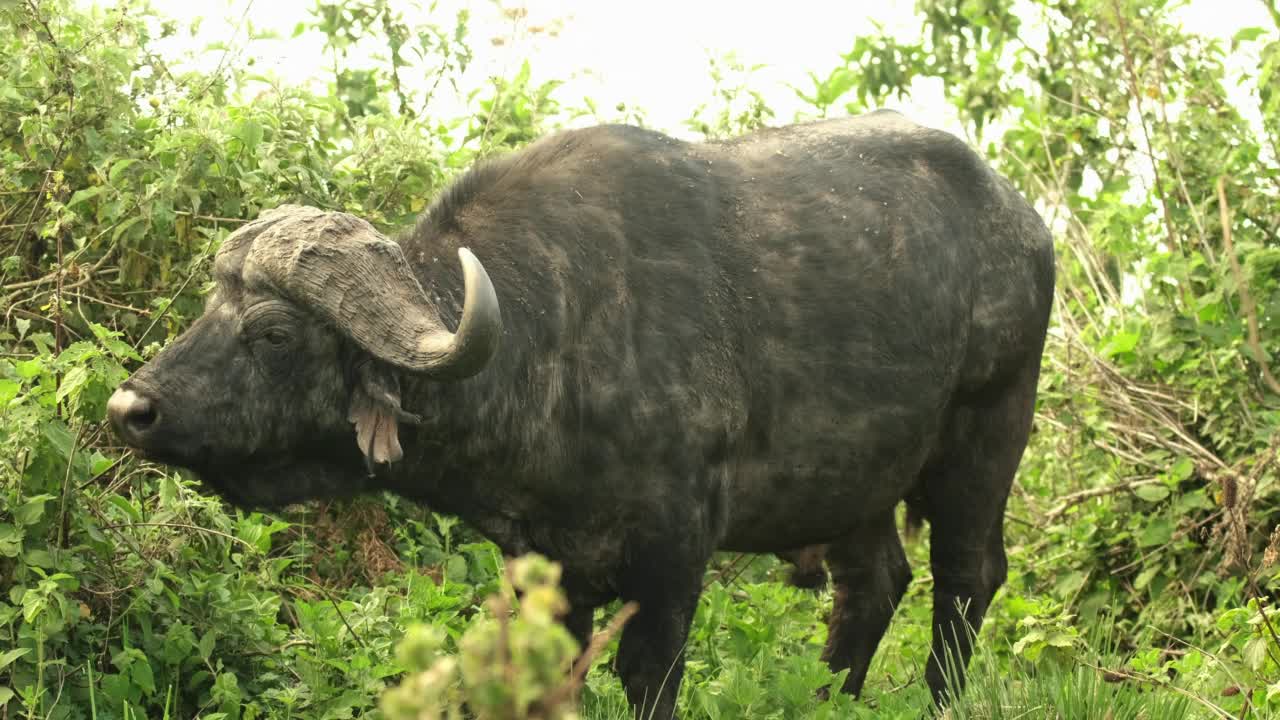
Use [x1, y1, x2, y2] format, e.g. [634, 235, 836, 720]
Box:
[821, 513, 912, 697]
[923, 365, 1038, 706]
[926, 503, 1009, 706]
[778, 545, 829, 590]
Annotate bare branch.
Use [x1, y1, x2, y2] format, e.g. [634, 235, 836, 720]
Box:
[1216, 176, 1280, 396]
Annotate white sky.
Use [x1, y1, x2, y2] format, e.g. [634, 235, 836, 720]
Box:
[124, 0, 1271, 141]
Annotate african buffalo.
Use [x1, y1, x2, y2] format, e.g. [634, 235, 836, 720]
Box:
[108, 111, 1055, 718]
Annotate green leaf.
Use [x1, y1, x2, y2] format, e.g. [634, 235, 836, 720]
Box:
[67, 185, 107, 208]
[1233, 27, 1267, 47]
[108, 158, 138, 183]
[0, 524, 22, 557]
[1244, 636, 1270, 670]
[1134, 484, 1170, 503]
[1102, 330, 1140, 357]
[1138, 516, 1174, 548]
[90, 454, 115, 476]
[28, 333, 55, 355]
[0, 686, 12, 706]
[1013, 628, 1045, 658]
[233, 118, 264, 152]
[15, 358, 43, 379]
[41, 419, 78, 461]
[15, 495, 55, 526]
[131, 656, 156, 695]
[58, 341, 101, 364]
[106, 495, 143, 523]
[445, 554, 467, 583]
[1134, 565, 1160, 590]
[0, 648, 30, 672]
[818, 68, 859, 106]
[1169, 457, 1194, 482]
[0, 379, 18, 406]
[111, 215, 144, 245]
[199, 630, 217, 662]
[1046, 631, 1077, 648]
[23, 549, 55, 569]
[100, 672, 132, 706]
[55, 365, 90, 404]
[103, 338, 142, 362]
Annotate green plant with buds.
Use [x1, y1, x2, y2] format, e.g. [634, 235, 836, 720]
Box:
[381, 554, 636, 720]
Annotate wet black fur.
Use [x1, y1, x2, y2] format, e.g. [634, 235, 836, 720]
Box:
[116, 112, 1055, 718]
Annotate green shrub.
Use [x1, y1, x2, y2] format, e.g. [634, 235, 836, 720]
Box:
[2, 0, 1278, 717]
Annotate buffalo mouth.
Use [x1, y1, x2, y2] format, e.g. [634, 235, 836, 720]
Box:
[123, 449, 272, 509]
[125, 445, 300, 511]
[127, 442, 210, 470]
[193, 472, 276, 510]
[189, 458, 302, 511]
[189, 455, 364, 511]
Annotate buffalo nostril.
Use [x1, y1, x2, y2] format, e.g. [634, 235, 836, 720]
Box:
[130, 399, 157, 429]
[108, 389, 158, 440]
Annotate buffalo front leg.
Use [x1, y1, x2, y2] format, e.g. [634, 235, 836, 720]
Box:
[560, 574, 605, 657]
[820, 513, 912, 697]
[564, 602, 596, 653]
[614, 550, 706, 719]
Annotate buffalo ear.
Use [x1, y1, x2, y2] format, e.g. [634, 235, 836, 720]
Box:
[347, 361, 421, 473]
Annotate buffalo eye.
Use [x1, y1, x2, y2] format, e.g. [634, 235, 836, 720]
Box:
[262, 328, 291, 348]
[241, 300, 299, 351]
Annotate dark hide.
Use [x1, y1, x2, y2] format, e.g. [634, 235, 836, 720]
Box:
[777, 545, 829, 590]
[110, 112, 1055, 718]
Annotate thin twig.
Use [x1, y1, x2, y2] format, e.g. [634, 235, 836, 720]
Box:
[1251, 601, 1280, 672]
[308, 581, 369, 650]
[131, 232, 220, 350]
[56, 422, 85, 549]
[1216, 176, 1280, 396]
[719, 553, 759, 590]
[1075, 659, 1237, 719]
[188, 0, 256, 101]
[1045, 479, 1166, 520]
[173, 210, 249, 224]
[2, 242, 116, 296]
[65, 291, 151, 315]
[704, 552, 751, 590]
[99, 521, 257, 551]
[1109, 0, 1183, 258]
[545, 601, 639, 710]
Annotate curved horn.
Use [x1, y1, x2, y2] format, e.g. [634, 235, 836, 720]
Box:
[234, 206, 502, 379]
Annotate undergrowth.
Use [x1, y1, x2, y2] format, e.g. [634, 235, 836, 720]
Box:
[1, 0, 1278, 718]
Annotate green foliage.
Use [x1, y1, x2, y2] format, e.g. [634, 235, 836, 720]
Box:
[684, 52, 775, 140]
[465, 59, 564, 152]
[2, 0, 1278, 717]
[799, 0, 1280, 715]
[793, 31, 925, 118]
[678, 578, 860, 719]
[0, 0, 539, 716]
[381, 554, 588, 720]
[308, 0, 474, 121]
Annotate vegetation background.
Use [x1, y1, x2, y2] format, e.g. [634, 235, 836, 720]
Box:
[1, 0, 1278, 717]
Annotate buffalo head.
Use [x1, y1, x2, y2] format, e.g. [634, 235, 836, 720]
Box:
[107, 205, 502, 508]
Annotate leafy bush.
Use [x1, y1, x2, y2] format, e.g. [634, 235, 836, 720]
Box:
[0, 1, 518, 716]
[380, 554, 632, 720]
[2, 0, 1278, 718]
